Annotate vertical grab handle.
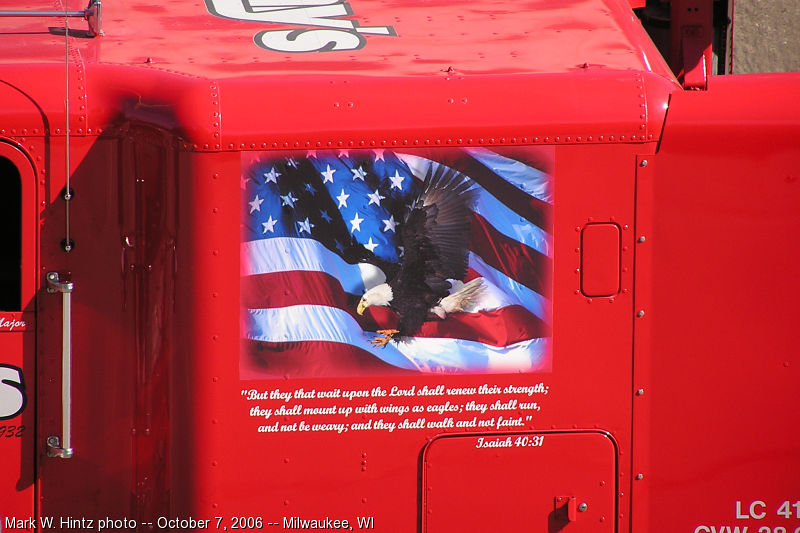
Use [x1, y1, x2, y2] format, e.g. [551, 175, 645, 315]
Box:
[46, 272, 74, 459]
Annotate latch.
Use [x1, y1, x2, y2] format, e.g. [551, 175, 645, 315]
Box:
[554, 496, 588, 522]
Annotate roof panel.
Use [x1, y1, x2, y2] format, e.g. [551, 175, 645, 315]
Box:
[0, 0, 675, 80]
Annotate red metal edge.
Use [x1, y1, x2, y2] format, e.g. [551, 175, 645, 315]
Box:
[630, 154, 654, 533]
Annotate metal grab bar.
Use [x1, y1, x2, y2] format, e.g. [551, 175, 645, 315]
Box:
[46, 272, 74, 459]
[0, 0, 103, 37]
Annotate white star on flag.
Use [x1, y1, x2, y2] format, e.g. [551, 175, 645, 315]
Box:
[262, 215, 277, 233]
[382, 214, 397, 232]
[389, 170, 405, 190]
[280, 192, 298, 208]
[367, 189, 386, 206]
[364, 236, 379, 252]
[349, 212, 364, 233]
[321, 165, 336, 183]
[336, 189, 350, 208]
[264, 167, 280, 184]
[297, 217, 314, 235]
[351, 166, 367, 181]
[249, 194, 264, 213]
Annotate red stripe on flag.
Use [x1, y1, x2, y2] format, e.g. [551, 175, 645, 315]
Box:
[242, 270, 353, 310]
[243, 271, 548, 346]
[470, 213, 552, 297]
[241, 339, 413, 379]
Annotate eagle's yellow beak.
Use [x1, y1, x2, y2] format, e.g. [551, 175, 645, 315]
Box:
[357, 300, 366, 315]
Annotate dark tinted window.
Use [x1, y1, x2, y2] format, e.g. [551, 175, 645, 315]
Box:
[0, 157, 21, 311]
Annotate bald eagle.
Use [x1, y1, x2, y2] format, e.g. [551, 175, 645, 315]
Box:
[356, 165, 486, 347]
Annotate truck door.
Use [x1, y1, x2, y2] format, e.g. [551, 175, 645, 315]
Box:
[36, 129, 176, 526]
[0, 141, 37, 521]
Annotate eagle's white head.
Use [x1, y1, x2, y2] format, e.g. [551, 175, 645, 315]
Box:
[357, 283, 393, 315]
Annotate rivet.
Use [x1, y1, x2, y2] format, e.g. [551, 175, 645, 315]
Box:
[578, 503, 588, 512]
[638, 236, 646, 243]
[636, 310, 645, 317]
[635, 473, 644, 480]
[636, 388, 645, 396]
[640, 160, 648, 167]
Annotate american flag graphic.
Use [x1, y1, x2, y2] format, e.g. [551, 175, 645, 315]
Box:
[240, 148, 552, 377]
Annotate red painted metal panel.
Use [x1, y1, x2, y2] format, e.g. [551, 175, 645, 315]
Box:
[423, 431, 617, 532]
[582, 223, 621, 297]
[215, 71, 673, 152]
[632, 74, 800, 532]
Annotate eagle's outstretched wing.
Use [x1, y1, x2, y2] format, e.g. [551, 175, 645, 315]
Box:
[388, 165, 477, 336]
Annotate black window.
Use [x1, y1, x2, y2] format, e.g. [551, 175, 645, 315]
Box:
[0, 156, 21, 311]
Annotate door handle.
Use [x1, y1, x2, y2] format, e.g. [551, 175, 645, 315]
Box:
[46, 272, 74, 459]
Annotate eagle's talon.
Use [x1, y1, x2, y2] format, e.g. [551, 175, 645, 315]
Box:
[370, 329, 399, 348]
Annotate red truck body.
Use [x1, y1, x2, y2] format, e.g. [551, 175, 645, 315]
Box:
[0, 0, 798, 531]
